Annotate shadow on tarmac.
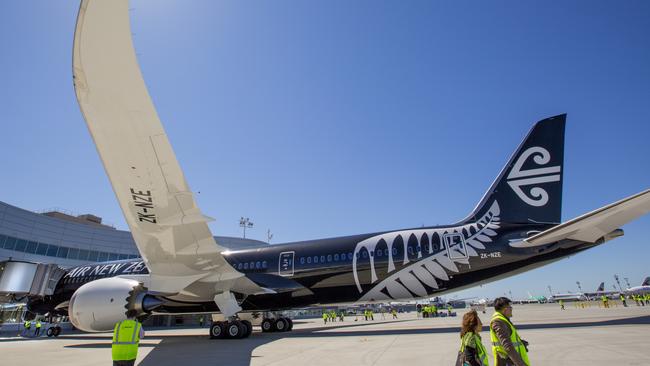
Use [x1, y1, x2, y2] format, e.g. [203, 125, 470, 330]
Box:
[130, 315, 650, 366]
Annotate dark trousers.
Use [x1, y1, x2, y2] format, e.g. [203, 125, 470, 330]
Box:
[113, 360, 135, 366]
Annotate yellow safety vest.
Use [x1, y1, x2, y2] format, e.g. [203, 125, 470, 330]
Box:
[24, 321, 31, 329]
[36, 321, 42, 329]
[460, 332, 489, 366]
[490, 312, 530, 366]
[112, 319, 141, 361]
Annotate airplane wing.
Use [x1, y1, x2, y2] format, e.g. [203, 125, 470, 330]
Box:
[511, 189, 650, 248]
[72, 0, 262, 296]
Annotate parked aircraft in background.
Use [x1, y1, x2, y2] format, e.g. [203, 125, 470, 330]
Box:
[2, 0, 649, 341]
[625, 277, 650, 296]
[550, 282, 621, 302]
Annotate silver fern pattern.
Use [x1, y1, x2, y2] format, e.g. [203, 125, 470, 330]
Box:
[353, 201, 500, 301]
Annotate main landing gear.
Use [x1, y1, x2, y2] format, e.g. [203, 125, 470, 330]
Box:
[210, 319, 253, 339]
[261, 316, 293, 333]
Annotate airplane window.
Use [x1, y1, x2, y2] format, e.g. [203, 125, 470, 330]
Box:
[262, 261, 267, 269]
[431, 232, 441, 251]
[376, 249, 381, 257]
[327, 255, 332, 262]
[245, 263, 250, 269]
[314, 256, 318, 264]
[334, 254, 339, 261]
[362, 251, 368, 259]
[249, 262, 255, 269]
[307, 256, 312, 264]
[320, 255, 325, 263]
[255, 261, 261, 269]
[356, 252, 360, 259]
[348, 253, 353, 260]
[300, 257, 305, 265]
[392, 248, 398, 255]
[408, 247, 414, 255]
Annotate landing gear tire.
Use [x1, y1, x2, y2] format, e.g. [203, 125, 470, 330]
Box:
[274, 318, 288, 332]
[46, 328, 54, 337]
[241, 320, 253, 338]
[210, 322, 226, 339]
[225, 320, 246, 339]
[261, 318, 274, 333]
[285, 318, 293, 331]
[52, 327, 61, 337]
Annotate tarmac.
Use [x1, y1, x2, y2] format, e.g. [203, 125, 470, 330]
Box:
[1, 302, 649, 366]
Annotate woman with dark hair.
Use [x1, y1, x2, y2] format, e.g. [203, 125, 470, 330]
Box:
[456, 310, 489, 366]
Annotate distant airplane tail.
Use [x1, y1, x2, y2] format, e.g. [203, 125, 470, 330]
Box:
[464, 115, 566, 224]
[596, 282, 604, 292]
[643, 277, 650, 286]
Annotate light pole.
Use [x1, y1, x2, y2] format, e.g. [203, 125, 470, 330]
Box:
[576, 281, 583, 293]
[614, 275, 623, 292]
[239, 217, 254, 239]
[624, 277, 631, 289]
[267, 229, 273, 243]
[547, 285, 553, 297]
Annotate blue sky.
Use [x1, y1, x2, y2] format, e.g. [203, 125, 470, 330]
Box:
[1, 1, 649, 300]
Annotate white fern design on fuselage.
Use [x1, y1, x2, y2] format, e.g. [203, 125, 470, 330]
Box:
[352, 201, 500, 302]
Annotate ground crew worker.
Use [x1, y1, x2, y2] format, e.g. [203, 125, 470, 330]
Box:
[432, 304, 438, 317]
[490, 297, 530, 366]
[369, 309, 374, 321]
[34, 319, 42, 337]
[112, 310, 144, 366]
[448, 305, 453, 315]
[457, 309, 489, 366]
[559, 300, 564, 310]
[620, 294, 627, 307]
[322, 311, 328, 324]
[22, 320, 31, 337]
[601, 295, 609, 308]
[391, 309, 398, 319]
[645, 294, 650, 305]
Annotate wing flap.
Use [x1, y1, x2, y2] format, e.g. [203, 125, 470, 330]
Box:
[512, 189, 650, 247]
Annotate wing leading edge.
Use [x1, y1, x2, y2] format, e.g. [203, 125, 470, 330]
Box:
[72, 0, 261, 295]
[511, 189, 650, 248]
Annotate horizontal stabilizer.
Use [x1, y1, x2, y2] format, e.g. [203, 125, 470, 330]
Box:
[511, 189, 650, 247]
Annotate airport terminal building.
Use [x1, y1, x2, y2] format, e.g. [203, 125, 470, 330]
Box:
[0, 200, 267, 326]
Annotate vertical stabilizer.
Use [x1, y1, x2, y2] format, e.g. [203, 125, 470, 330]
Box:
[464, 115, 566, 224]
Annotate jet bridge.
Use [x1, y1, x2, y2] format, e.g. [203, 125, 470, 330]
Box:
[0, 261, 66, 303]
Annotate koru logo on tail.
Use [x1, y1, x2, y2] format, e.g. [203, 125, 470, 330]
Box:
[507, 147, 561, 207]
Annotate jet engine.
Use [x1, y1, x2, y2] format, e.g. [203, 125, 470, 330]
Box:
[68, 277, 162, 332]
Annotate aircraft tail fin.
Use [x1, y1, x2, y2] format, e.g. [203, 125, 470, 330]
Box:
[643, 277, 650, 286]
[596, 282, 604, 292]
[463, 114, 566, 224]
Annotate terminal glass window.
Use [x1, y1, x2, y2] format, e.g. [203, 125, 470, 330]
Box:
[87, 251, 99, 262]
[118, 254, 128, 260]
[15, 239, 27, 252]
[57, 247, 69, 258]
[0, 234, 5, 247]
[77, 249, 89, 261]
[97, 252, 108, 262]
[109, 253, 118, 261]
[36, 243, 48, 256]
[46, 245, 59, 257]
[3, 237, 16, 250]
[68, 248, 79, 260]
[25, 241, 38, 254]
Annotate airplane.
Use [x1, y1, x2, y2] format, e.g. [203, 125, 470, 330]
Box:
[624, 277, 650, 296]
[17, 0, 650, 340]
[550, 282, 619, 302]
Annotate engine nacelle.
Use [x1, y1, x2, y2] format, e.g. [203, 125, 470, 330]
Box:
[69, 277, 160, 332]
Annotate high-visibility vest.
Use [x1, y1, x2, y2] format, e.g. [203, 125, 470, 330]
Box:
[460, 332, 489, 366]
[112, 319, 141, 361]
[36, 321, 42, 329]
[490, 312, 530, 366]
[24, 321, 31, 329]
